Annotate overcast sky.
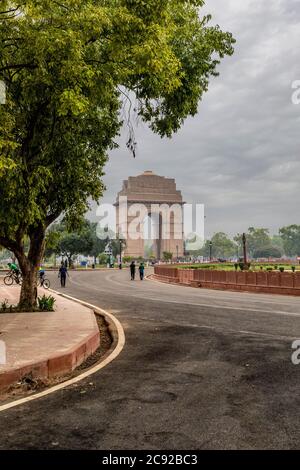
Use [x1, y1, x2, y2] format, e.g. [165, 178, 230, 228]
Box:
[88, 0, 300, 239]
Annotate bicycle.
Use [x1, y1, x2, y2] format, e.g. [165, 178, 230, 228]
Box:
[37, 275, 51, 290]
[4, 271, 22, 286]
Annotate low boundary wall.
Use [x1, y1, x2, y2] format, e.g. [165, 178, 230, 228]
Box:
[154, 267, 300, 296]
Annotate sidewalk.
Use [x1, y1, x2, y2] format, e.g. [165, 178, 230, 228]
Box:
[0, 286, 100, 391]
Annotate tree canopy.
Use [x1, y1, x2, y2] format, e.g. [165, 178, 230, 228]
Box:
[200, 232, 237, 259]
[234, 228, 271, 257]
[279, 225, 300, 257]
[252, 246, 282, 259]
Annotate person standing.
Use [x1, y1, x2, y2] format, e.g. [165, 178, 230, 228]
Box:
[130, 261, 136, 281]
[59, 262, 69, 287]
[139, 262, 145, 281]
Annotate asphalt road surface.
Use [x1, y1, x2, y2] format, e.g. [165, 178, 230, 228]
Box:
[1, 269, 300, 450]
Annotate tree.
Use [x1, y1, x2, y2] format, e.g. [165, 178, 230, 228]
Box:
[234, 228, 271, 257]
[0, 1, 235, 309]
[253, 246, 282, 259]
[202, 232, 237, 259]
[58, 231, 94, 268]
[279, 225, 300, 257]
[163, 251, 173, 262]
[271, 234, 285, 255]
[83, 221, 107, 265]
[44, 225, 63, 260]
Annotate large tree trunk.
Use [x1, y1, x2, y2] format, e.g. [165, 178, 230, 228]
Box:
[16, 225, 46, 311]
[19, 265, 39, 310]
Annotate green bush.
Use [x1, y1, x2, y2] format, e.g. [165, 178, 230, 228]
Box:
[279, 267, 285, 273]
[98, 253, 108, 265]
[38, 295, 56, 312]
[239, 262, 251, 271]
[292, 266, 296, 272]
[0, 299, 14, 313]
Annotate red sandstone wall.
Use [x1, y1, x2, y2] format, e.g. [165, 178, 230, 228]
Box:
[154, 267, 300, 296]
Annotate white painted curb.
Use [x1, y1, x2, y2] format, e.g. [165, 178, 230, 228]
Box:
[0, 292, 125, 413]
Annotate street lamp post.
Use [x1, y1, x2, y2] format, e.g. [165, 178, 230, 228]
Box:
[242, 233, 247, 265]
[119, 239, 122, 269]
[209, 241, 213, 262]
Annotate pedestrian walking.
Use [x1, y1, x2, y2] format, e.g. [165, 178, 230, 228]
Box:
[130, 261, 136, 281]
[139, 262, 145, 281]
[59, 262, 69, 287]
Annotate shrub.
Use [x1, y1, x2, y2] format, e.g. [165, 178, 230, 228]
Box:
[239, 262, 251, 271]
[253, 246, 282, 259]
[38, 295, 56, 312]
[0, 299, 14, 313]
[279, 267, 285, 273]
[292, 266, 296, 272]
[98, 253, 108, 265]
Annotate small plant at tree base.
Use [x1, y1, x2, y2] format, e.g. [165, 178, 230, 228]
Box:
[0, 299, 10, 313]
[0, 299, 15, 313]
[239, 262, 251, 271]
[292, 266, 296, 273]
[1, 299, 9, 310]
[37, 295, 56, 312]
[279, 267, 285, 273]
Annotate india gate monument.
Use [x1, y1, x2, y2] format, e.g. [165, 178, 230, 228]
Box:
[115, 171, 185, 260]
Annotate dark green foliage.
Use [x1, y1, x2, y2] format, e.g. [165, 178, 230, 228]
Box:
[37, 295, 56, 312]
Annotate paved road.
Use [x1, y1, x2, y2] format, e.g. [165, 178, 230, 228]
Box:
[1, 269, 300, 449]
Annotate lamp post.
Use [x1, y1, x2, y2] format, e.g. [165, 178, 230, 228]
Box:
[209, 241, 213, 262]
[242, 233, 247, 265]
[118, 239, 122, 269]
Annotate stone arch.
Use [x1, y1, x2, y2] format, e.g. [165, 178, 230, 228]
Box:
[115, 171, 184, 260]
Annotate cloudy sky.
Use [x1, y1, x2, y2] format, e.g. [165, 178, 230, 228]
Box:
[89, 0, 300, 238]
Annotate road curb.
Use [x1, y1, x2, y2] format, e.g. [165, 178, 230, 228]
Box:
[0, 292, 125, 413]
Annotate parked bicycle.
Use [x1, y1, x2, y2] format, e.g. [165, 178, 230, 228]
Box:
[4, 271, 22, 286]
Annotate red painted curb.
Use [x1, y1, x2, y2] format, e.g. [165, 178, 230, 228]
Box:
[0, 326, 100, 392]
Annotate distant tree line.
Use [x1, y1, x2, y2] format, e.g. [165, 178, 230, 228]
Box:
[2, 224, 300, 264]
[44, 220, 124, 267]
[192, 225, 300, 259]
